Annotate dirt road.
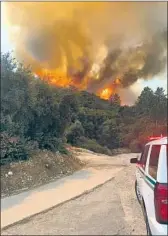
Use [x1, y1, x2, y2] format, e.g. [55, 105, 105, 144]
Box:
[2, 151, 146, 235]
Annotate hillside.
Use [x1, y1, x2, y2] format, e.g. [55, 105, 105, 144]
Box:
[1, 52, 167, 167]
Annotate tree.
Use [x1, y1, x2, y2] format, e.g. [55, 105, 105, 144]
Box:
[98, 119, 121, 149]
[59, 94, 79, 135]
[109, 93, 121, 107]
[78, 108, 113, 140]
[136, 87, 155, 117]
[150, 87, 167, 126]
[1, 53, 35, 136]
[26, 81, 61, 140]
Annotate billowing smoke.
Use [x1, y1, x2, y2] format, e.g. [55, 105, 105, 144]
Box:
[3, 2, 167, 100]
[89, 29, 167, 94]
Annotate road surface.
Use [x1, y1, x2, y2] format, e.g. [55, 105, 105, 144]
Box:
[1, 151, 146, 235]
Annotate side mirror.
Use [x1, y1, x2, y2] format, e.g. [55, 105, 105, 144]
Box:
[130, 157, 138, 164]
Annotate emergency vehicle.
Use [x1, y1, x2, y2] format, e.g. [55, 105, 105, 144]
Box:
[130, 136, 168, 235]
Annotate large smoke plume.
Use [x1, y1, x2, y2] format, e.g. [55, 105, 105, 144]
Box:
[3, 2, 167, 102]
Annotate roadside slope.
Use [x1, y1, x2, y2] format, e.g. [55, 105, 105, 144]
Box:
[1, 149, 84, 198]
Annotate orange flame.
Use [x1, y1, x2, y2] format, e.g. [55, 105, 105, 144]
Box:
[35, 69, 122, 100]
[38, 69, 72, 87]
[35, 69, 89, 90]
[99, 77, 121, 100]
[99, 88, 112, 100]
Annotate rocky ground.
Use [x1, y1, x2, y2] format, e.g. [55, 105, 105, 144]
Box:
[1, 149, 85, 198]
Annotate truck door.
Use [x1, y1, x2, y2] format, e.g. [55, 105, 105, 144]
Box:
[137, 145, 150, 194]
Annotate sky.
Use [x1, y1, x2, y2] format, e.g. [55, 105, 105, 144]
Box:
[1, 2, 167, 95]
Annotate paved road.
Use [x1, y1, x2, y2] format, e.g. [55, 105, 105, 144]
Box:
[2, 151, 146, 235]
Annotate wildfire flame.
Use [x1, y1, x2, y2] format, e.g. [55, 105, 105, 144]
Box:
[37, 69, 72, 88]
[100, 88, 112, 100]
[35, 68, 122, 100]
[99, 77, 121, 99]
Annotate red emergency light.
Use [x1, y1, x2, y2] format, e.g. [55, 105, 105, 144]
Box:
[148, 135, 165, 141]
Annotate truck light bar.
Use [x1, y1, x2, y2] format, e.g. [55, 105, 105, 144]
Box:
[148, 135, 166, 141]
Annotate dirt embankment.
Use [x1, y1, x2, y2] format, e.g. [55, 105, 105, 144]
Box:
[1, 150, 85, 198]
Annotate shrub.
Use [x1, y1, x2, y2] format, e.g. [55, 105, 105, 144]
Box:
[57, 145, 69, 155]
[0, 132, 30, 165]
[66, 120, 84, 145]
[121, 132, 134, 147]
[36, 135, 68, 154]
[129, 139, 142, 153]
[76, 137, 112, 155]
[38, 135, 60, 151]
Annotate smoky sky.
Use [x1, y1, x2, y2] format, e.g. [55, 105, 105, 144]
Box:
[89, 29, 167, 92]
[4, 2, 167, 95]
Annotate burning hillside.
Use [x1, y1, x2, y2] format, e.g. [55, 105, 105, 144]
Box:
[35, 69, 121, 100]
[3, 2, 167, 101]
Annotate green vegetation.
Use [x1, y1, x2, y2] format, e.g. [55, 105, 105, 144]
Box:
[76, 137, 112, 156]
[1, 53, 167, 164]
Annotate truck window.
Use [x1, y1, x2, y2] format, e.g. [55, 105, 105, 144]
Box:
[139, 145, 150, 169]
[148, 145, 161, 180]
